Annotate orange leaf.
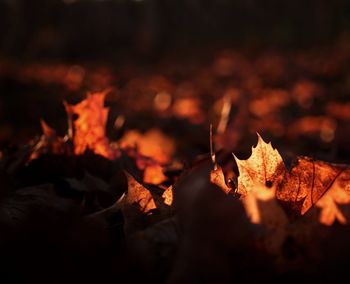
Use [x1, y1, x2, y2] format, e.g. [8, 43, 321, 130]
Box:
[210, 165, 231, 194]
[277, 157, 346, 215]
[162, 186, 173, 206]
[64, 91, 115, 159]
[123, 172, 156, 214]
[234, 134, 350, 225]
[233, 134, 286, 196]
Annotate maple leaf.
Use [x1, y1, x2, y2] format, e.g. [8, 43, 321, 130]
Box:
[276, 156, 347, 215]
[64, 91, 115, 159]
[234, 134, 350, 225]
[233, 133, 286, 196]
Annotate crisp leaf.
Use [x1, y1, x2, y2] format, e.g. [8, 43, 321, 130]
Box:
[277, 157, 347, 215]
[233, 133, 286, 196]
[121, 172, 156, 234]
[234, 134, 350, 225]
[210, 165, 231, 194]
[162, 186, 173, 206]
[64, 91, 115, 159]
[123, 172, 156, 214]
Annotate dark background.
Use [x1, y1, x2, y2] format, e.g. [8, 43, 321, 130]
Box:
[1, 0, 350, 61]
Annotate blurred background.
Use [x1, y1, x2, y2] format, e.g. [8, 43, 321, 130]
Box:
[1, 0, 350, 162]
[0, 0, 350, 59]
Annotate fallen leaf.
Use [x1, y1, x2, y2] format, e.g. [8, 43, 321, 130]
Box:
[277, 156, 347, 215]
[30, 120, 67, 160]
[210, 165, 231, 194]
[121, 172, 157, 234]
[64, 91, 115, 159]
[233, 133, 286, 196]
[162, 186, 173, 206]
[234, 134, 350, 224]
[123, 172, 156, 213]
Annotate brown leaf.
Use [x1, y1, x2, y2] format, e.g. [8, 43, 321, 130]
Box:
[277, 156, 347, 215]
[234, 134, 350, 224]
[233, 134, 286, 196]
[121, 172, 157, 234]
[123, 172, 156, 214]
[120, 171, 173, 235]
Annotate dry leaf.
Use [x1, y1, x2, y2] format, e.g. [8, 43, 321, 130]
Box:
[233, 133, 286, 196]
[162, 186, 173, 206]
[30, 120, 66, 160]
[121, 172, 157, 234]
[210, 165, 231, 194]
[234, 134, 350, 225]
[64, 91, 115, 159]
[123, 172, 156, 214]
[121, 171, 173, 234]
[277, 156, 347, 215]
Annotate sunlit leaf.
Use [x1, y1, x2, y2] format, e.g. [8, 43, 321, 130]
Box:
[64, 91, 115, 159]
[233, 133, 286, 196]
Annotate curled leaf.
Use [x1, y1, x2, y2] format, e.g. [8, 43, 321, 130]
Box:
[210, 165, 231, 194]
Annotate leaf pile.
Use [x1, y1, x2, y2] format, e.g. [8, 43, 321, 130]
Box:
[1, 92, 350, 283]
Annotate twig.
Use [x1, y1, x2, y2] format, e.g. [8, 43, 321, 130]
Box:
[210, 124, 217, 170]
[217, 94, 232, 134]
